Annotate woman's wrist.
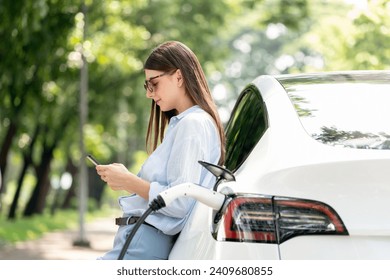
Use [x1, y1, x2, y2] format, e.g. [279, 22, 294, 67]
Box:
[123, 172, 150, 200]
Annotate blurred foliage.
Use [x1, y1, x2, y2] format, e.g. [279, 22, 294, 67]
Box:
[0, 206, 119, 244]
[0, 0, 388, 220]
[283, 0, 390, 72]
[0, 210, 79, 244]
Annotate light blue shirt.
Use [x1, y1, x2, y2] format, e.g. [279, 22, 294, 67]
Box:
[118, 105, 221, 235]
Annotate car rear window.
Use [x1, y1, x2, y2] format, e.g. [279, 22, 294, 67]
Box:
[278, 72, 390, 150]
[224, 85, 268, 171]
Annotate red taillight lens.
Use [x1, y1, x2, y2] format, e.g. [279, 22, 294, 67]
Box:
[217, 195, 348, 244]
[222, 196, 277, 243]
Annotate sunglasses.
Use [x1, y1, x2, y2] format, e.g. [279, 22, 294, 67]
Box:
[143, 72, 169, 93]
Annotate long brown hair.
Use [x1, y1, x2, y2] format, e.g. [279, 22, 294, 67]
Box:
[144, 41, 225, 165]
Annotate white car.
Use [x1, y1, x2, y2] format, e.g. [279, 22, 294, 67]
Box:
[169, 70, 390, 260]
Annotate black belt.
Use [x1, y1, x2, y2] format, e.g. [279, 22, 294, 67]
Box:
[115, 216, 157, 229]
[115, 216, 140, 226]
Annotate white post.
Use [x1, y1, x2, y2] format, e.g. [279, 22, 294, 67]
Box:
[74, 2, 90, 247]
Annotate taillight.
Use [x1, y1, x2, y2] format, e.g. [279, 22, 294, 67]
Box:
[216, 194, 348, 244]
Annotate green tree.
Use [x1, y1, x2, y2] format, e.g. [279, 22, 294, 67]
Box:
[0, 0, 79, 217]
[1, 0, 312, 218]
[284, 0, 390, 72]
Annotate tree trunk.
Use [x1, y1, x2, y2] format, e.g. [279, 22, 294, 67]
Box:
[61, 158, 78, 209]
[0, 121, 17, 193]
[23, 148, 53, 216]
[0, 77, 30, 212]
[8, 125, 40, 219]
[23, 114, 71, 216]
[8, 159, 30, 219]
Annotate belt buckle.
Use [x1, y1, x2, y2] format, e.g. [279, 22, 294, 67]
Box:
[115, 216, 138, 226]
[115, 217, 122, 225]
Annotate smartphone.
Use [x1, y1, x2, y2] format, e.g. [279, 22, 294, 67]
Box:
[86, 154, 100, 166]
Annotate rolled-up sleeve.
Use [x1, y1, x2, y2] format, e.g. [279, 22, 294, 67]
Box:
[148, 119, 206, 218]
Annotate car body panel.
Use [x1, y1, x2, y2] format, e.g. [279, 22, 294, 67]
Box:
[169, 202, 280, 260]
[169, 71, 390, 260]
[280, 235, 390, 259]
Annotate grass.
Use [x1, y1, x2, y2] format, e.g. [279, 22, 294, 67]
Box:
[0, 206, 118, 246]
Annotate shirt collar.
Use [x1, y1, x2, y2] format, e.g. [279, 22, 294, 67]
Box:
[171, 105, 201, 121]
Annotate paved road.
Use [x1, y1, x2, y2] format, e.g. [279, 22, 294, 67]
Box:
[0, 217, 117, 260]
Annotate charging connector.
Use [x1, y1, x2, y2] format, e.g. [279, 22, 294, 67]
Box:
[118, 183, 227, 259]
[156, 183, 226, 210]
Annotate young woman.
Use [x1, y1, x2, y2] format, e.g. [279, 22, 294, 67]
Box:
[96, 41, 225, 260]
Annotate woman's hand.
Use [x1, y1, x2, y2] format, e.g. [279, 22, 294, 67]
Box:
[96, 163, 129, 191]
[96, 163, 150, 199]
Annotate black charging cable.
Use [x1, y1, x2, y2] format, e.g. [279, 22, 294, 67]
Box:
[117, 195, 166, 260]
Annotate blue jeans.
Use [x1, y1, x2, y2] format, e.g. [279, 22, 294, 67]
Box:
[97, 223, 177, 260]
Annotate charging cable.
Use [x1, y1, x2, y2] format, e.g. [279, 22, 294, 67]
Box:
[117, 183, 227, 260]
